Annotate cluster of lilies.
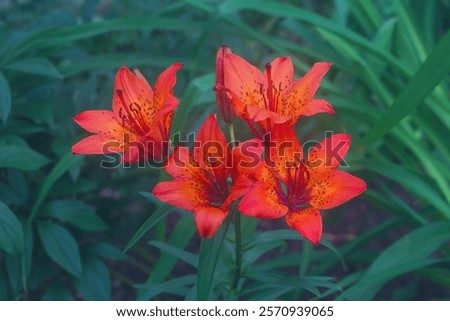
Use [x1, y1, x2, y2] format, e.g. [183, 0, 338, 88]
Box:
[72, 46, 366, 245]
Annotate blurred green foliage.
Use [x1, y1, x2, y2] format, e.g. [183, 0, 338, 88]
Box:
[0, 0, 449, 300]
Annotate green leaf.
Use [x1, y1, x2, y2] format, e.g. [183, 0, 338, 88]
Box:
[364, 161, 450, 217]
[146, 216, 196, 284]
[74, 257, 111, 300]
[337, 221, 450, 300]
[5, 254, 22, 299]
[245, 271, 338, 298]
[217, 0, 409, 75]
[0, 141, 49, 171]
[0, 201, 24, 255]
[37, 221, 82, 277]
[28, 153, 84, 225]
[172, 73, 215, 134]
[362, 30, 450, 145]
[45, 200, 107, 231]
[137, 275, 196, 300]
[419, 267, 450, 289]
[86, 242, 127, 261]
[0, 270, 8, 300]
[2, 16, 203, 64]
[123, 203, 172, 253]
[0, 71, 11, 124]
[42, 285, 74, 300]
[0, 169, 29, 207]
[5, 57, 62, 78]
[197, 213, 232, 300]
[148, 241, 198, 268]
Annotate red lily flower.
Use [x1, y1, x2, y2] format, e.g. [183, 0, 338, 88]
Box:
[72, 63, 183, 163]
[152, 114, 259, 238]
[237, 124, 366, 245]
[217, 52, 334, 134]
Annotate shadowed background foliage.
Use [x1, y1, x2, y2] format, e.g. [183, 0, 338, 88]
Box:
[0, 0, 449, 300]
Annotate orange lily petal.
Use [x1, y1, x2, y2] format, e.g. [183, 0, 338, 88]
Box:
[194, 115, 230, 182]
[73, 110, 126, 136]
[266, 123, 302, 181]
[270, 57, 294, 93]
[306, 133, 351, 171]
[196, 114, 228, 149]
[284, 62, 332, 123]
[231, 139, 264, 177]
[152, 178, 209, 212]
[223, 175, 253, 209]
[120, 145, 141, 164]
[308, 170, 366, 210]
[223, 53, 266, 113]
[112, 67, 154, 131]
[285, 207, 322, 245]
[164, 146, 204, 178]
[247, 104, 290, 124]
[194, 206, 229, 238]
[71, 134, 123, 154]
[302, 99, 334, 117]
[153, 63, 183, 111]
[215, 84, 249, 120]
[238, 182, 288, 219]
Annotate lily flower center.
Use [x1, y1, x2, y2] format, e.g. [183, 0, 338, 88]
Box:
[276, 161, 311, 210]
[203, 170, 230, 207]
[116, 90, 150, 136]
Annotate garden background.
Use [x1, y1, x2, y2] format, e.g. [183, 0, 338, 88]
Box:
[0, 0, 449, 300]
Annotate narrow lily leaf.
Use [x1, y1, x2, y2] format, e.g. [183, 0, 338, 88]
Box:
[123, 203, 172, 253]
[136, 217, 197, 299]
[147, 216, 196, 284]
[245, 271, 338, 297]
[218, 0, 409, 75]
[5, 57, 62, 79]
[364, 160, 450, 217]
[37, 221, 82, 277]
[148, 241, 198, 268]
[28, 153, 84, 225]
[0, 71, 11, 124]
[243, 240, 287, 268]
[137, 275, 196, 300]
[362, 30, 450, 145]
[337, 221, 450, 300]
[3, 17, 202, 64]
[0, 201, 24, 255]
[419, 267, 450, 289]
[197, 213, 232, 300]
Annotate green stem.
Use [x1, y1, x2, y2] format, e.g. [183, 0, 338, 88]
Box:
[21, 254, 28, 300]
[231, 210, 242, 295]
[228, 123, 241, 297]
[228, 123, 236, 145]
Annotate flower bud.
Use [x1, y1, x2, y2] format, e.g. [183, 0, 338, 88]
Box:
[215, 45, 234, 123]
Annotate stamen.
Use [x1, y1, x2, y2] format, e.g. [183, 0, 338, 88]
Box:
[279, 161, 311, 210]
[204, 170, 229, 205]
[265, 63, 274, 111]
[260, 83, 268, 109]
[116, 89, 150, 135]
